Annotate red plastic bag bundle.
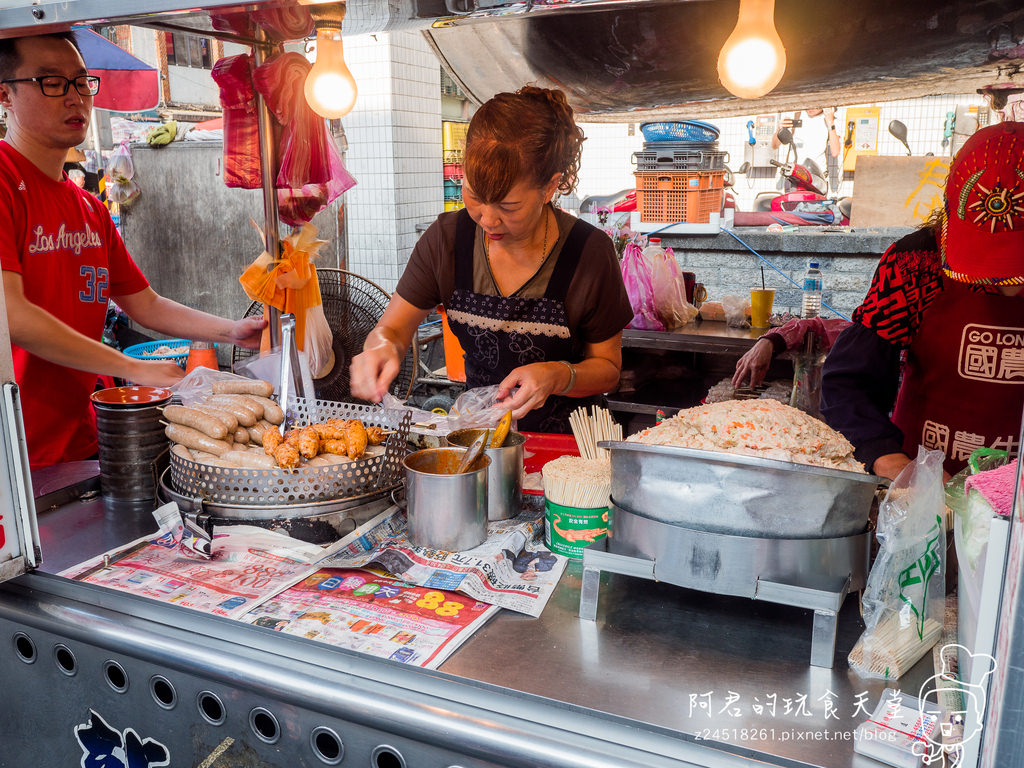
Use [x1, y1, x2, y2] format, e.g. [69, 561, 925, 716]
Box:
[211, 7, 312, 41]
[254, 52, 356, 225]
[620, 242, 665, 331]
[211, 54, 262, 189]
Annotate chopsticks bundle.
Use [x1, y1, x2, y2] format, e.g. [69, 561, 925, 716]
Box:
[848, 613, 942, 679]
[568, 406, 623, 461]
[542, 455, 611, 509]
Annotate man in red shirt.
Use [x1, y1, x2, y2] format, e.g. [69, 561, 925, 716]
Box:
[0, 32, 266, 468]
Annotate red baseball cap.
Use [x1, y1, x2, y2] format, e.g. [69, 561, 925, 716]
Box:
[941, 121, 1024, 285]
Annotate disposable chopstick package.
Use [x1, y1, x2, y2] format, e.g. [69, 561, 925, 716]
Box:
[853, 693, 943, 768]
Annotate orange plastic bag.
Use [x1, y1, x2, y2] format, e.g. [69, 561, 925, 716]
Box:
[239, 223, 334, 376]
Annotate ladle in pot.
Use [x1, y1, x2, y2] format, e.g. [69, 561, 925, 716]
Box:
[455, 430, 490, 474]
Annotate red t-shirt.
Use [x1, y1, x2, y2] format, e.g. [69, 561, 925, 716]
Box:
[0, 141, 149, 469]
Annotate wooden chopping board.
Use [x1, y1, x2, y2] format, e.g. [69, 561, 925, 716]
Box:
[849, 155, 951, 228]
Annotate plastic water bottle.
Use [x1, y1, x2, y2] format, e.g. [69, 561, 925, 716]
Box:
[643, 236, 665, 261]
[801, 261, 822, 318]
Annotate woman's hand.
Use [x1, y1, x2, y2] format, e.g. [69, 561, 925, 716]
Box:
[732, 338, 774, 389]
[496, 361, 569, 420]
[349, 295, 430, 403]
[351, 341, 402, 403]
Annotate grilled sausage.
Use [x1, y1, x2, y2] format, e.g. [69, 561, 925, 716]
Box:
[223, 450, 278, 469]
[163, 405, 228, 440]
[190, 403, 238, 432]
[244, 395, 284, 425]
[203, 396, 256, 427]
[165, 423, 232, 456]
[212, 379, 275, 397]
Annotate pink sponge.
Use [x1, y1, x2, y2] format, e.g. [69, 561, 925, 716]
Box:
[965, 459, 1019, 518]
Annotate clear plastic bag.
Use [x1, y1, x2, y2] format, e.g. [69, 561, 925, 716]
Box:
[104, 142, 140, 204]
[448, 384, 514, 432]
[171, 368, 263, 406]
[721, 294, 751, 328]
[650, 246, 698, 330]
[848, 448, 946, 679]
[620, 242, 665, 331]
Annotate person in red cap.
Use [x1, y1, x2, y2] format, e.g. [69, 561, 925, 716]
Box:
[821, 121, 1024, 480]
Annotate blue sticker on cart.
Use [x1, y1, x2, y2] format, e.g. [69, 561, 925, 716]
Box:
[74, 709, 170, 767]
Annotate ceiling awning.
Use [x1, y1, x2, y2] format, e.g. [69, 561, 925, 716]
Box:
[73, 28, 160, 113]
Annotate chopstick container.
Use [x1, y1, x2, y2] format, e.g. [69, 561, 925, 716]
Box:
[446, 428, 524, 521]
[403, 447, 490, 551]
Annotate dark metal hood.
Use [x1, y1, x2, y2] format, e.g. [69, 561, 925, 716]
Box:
[423, 0, 1024, 120]
[0, 0, 1021, 119]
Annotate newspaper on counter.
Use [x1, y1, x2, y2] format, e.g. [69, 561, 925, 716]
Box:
[241, 568, 499, 669]
[318, 506, 567, 617]
[60, 503, 325, 619]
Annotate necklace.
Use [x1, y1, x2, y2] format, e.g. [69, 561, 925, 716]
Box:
[485, 206, 551, 262]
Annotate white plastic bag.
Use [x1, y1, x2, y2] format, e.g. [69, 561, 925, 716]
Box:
[721, 294, 750, 328]
[104, 142, 140, 204]
[304, 303, 334, 379]
[848, 448, 946, 679]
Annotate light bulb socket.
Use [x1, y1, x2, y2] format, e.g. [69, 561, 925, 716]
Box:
[313, 18, 343, 32]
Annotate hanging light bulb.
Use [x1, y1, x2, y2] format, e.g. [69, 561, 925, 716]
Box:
[717, 0, 787, 99]
[304, 14, 358, 119]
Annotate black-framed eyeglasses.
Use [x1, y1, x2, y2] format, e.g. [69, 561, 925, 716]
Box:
[0, 75, 101, 97]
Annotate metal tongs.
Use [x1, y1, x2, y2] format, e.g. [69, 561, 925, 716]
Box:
[277, 313, 303, 435]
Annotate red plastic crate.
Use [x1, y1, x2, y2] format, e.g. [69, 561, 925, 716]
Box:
[443, 162, 464, 180]
[521, 431, 580, 496]
[634, 169, 725, 223]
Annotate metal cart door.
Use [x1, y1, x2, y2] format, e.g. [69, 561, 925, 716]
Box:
[0, 303, 39, 583]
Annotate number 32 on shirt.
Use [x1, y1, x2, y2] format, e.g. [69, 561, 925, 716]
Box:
[79, 266, 108, 303]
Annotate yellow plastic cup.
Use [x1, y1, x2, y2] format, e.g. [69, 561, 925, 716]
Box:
[750, 288, 775, 328]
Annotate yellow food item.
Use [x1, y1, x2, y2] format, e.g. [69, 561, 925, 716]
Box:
[490, 411, 512, 448]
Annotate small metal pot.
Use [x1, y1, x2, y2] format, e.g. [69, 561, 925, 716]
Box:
[446, 428, 524, 521]
[403, 447, 489, 551]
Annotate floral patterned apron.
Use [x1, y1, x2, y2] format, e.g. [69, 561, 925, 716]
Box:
[443, 208, 597, 433]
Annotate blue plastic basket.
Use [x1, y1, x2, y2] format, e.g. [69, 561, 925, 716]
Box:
[122, 339, 191, 369]
[639, 120, 720, 143]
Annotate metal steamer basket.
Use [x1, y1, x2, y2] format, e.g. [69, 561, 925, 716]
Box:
[580, 441, 882, 668]
[168, 399, 412, 508]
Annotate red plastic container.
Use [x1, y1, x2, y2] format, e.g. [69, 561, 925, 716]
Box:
[521, 431, 580, 496]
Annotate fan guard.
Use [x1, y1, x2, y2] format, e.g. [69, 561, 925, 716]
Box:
[232, 268, 417, 403]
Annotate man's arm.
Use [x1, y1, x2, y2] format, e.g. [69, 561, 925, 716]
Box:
[113, 286, 265, 350]
[3, 271, 184, 386]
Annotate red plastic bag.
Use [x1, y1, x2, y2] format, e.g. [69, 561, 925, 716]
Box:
[620, 242, 665, 331]
[211, 54, 262, 189]
[254, 52, 356, 225]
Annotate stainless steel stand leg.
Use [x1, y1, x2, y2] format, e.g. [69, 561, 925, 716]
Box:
[811, 609, 840, 669]
[579, 563, 601, 621]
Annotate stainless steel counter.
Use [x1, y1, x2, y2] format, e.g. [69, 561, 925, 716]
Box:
[1, 463, 928, 767]
[623, 320, 771, 355]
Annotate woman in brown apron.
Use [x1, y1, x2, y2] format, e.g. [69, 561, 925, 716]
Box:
[351, 86, 632, 432]
[821, 121, 1024, 480]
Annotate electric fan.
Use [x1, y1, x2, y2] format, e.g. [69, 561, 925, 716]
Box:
[232, 268, 417, 402]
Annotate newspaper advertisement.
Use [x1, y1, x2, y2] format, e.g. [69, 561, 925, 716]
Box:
[318, 506, 567, 617]
[241, 568, 499, 669]
[60, 504, 324, 620]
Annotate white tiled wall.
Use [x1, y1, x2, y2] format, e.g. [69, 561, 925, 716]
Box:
[342, 31, 442, 293]
[575, 94, 991, 213]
